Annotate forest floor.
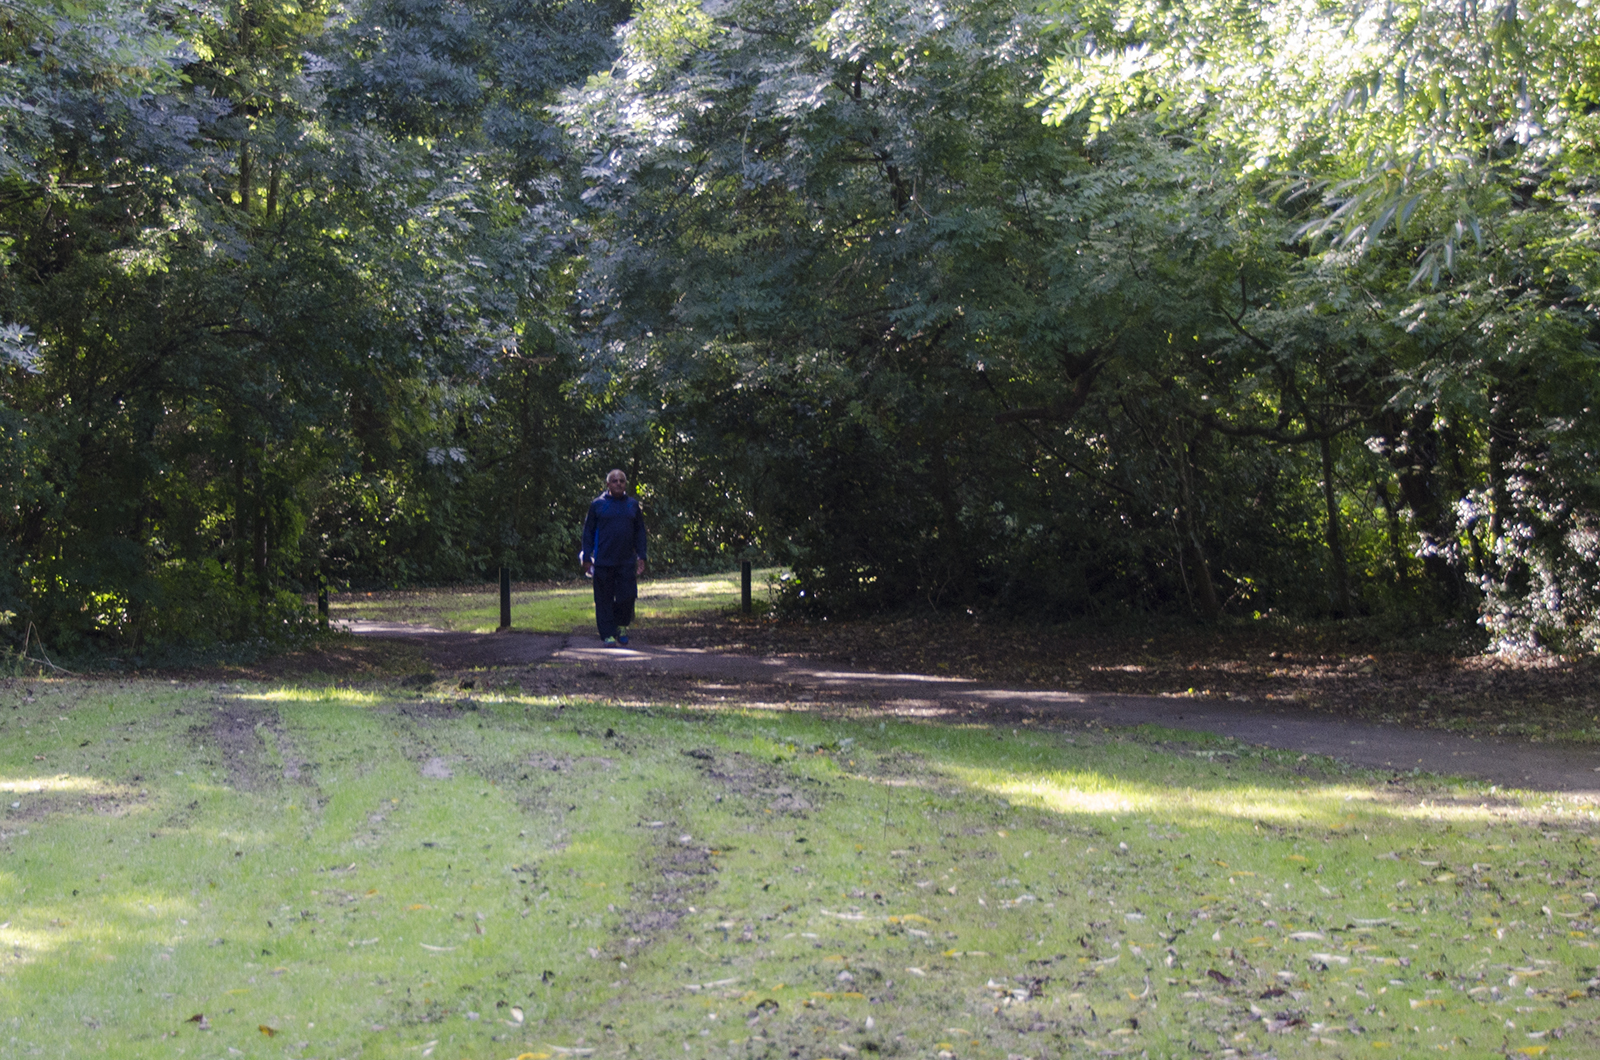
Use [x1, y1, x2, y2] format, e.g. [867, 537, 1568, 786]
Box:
[641, 611, 1600, 747]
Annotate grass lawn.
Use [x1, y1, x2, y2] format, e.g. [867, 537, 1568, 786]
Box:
[324, 570, 779, 634]
[2, 666, 1597, 1059]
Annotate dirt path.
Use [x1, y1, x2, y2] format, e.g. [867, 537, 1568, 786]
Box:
[344, 620, 1600, 794]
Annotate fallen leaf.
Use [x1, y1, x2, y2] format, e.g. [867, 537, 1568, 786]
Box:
[259, 1025, 277, 1037]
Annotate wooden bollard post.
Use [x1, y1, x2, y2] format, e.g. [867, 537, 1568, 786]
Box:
[741, 560, 752, 614]
[499, 566, 512, 630]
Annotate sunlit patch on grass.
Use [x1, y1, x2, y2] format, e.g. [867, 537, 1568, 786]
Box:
[328, 569, 783, 632]
[0, 923, 67, 967]
[113, 893, 193, 920]
[244, 686, 388, 705]
[953, 766, 1415, 825]
[0, 774, 130, 795]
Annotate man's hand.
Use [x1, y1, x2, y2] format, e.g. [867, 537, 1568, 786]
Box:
[636, 557, 646, 576]
[583, 560, 594, 576]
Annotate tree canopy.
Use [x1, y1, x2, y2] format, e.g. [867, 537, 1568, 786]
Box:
[3, 0, 1598, 658]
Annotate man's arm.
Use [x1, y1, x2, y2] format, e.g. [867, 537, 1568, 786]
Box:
[581, 502, 598, 573]
[633, 501, 648, 576]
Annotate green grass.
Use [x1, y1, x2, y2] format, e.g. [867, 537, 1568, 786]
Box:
[2, 676, 1597, 1060]
[327, 569, 779, 633]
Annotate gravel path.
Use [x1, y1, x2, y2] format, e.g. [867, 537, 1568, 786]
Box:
[344, 621, 1600, 794]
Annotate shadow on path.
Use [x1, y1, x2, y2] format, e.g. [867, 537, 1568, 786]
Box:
[345, 620, 1600, 794]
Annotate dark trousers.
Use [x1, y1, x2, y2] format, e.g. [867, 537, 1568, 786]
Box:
[592, 564, 637, 639]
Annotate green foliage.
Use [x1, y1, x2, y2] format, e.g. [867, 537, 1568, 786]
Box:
[5, 0, 1600, 652]
[554, 0, 1600, 642]
[559, 0, 1364, 619]
[1030, 0, 1600, 645]
[0, 0, 629, 652]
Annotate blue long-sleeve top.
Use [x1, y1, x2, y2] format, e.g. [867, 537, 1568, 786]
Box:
[581, 493, 648, 566]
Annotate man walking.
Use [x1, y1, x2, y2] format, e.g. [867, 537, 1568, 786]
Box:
[580, 469, 648, 646]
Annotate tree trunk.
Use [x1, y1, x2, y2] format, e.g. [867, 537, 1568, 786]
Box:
[253, 497, 267, 593]
[1175, 436, 1222, 621]
[233, 459, 247, 586]
[265, 158, 279, 223]
[1320, 433, 1350, 617]
[239, 141, 251, 210]
[1375, 406, 1464, 607]
[1375, 480, 1409, 585]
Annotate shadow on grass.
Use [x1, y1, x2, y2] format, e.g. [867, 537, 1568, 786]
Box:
[1, 675, 1596, 1059]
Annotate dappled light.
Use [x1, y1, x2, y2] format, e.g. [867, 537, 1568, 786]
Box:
[242, 687, 389, 706]
[325, 569, 776, 634]
[956, 767, 1569, 828]
[0, 774, 130, 796]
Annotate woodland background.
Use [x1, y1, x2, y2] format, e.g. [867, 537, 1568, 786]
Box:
[1, 0, 1597, 659]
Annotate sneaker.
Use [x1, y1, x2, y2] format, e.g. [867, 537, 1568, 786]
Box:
[603, 636, 619, 647]
[617, 627, 629, 645]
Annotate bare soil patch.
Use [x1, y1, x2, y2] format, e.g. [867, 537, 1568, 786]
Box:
[619, 830, 719, 947]
[684, 747, 819, 815]
[0, 787, 144, 825]
[419, 756, 455, 779]
[160, 636, 430, 682]
[190, 702, 310, 791]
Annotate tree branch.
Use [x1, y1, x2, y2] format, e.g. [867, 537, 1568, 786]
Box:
[1197, 411, 1360, 443]
[993, 355, 1103, 425]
